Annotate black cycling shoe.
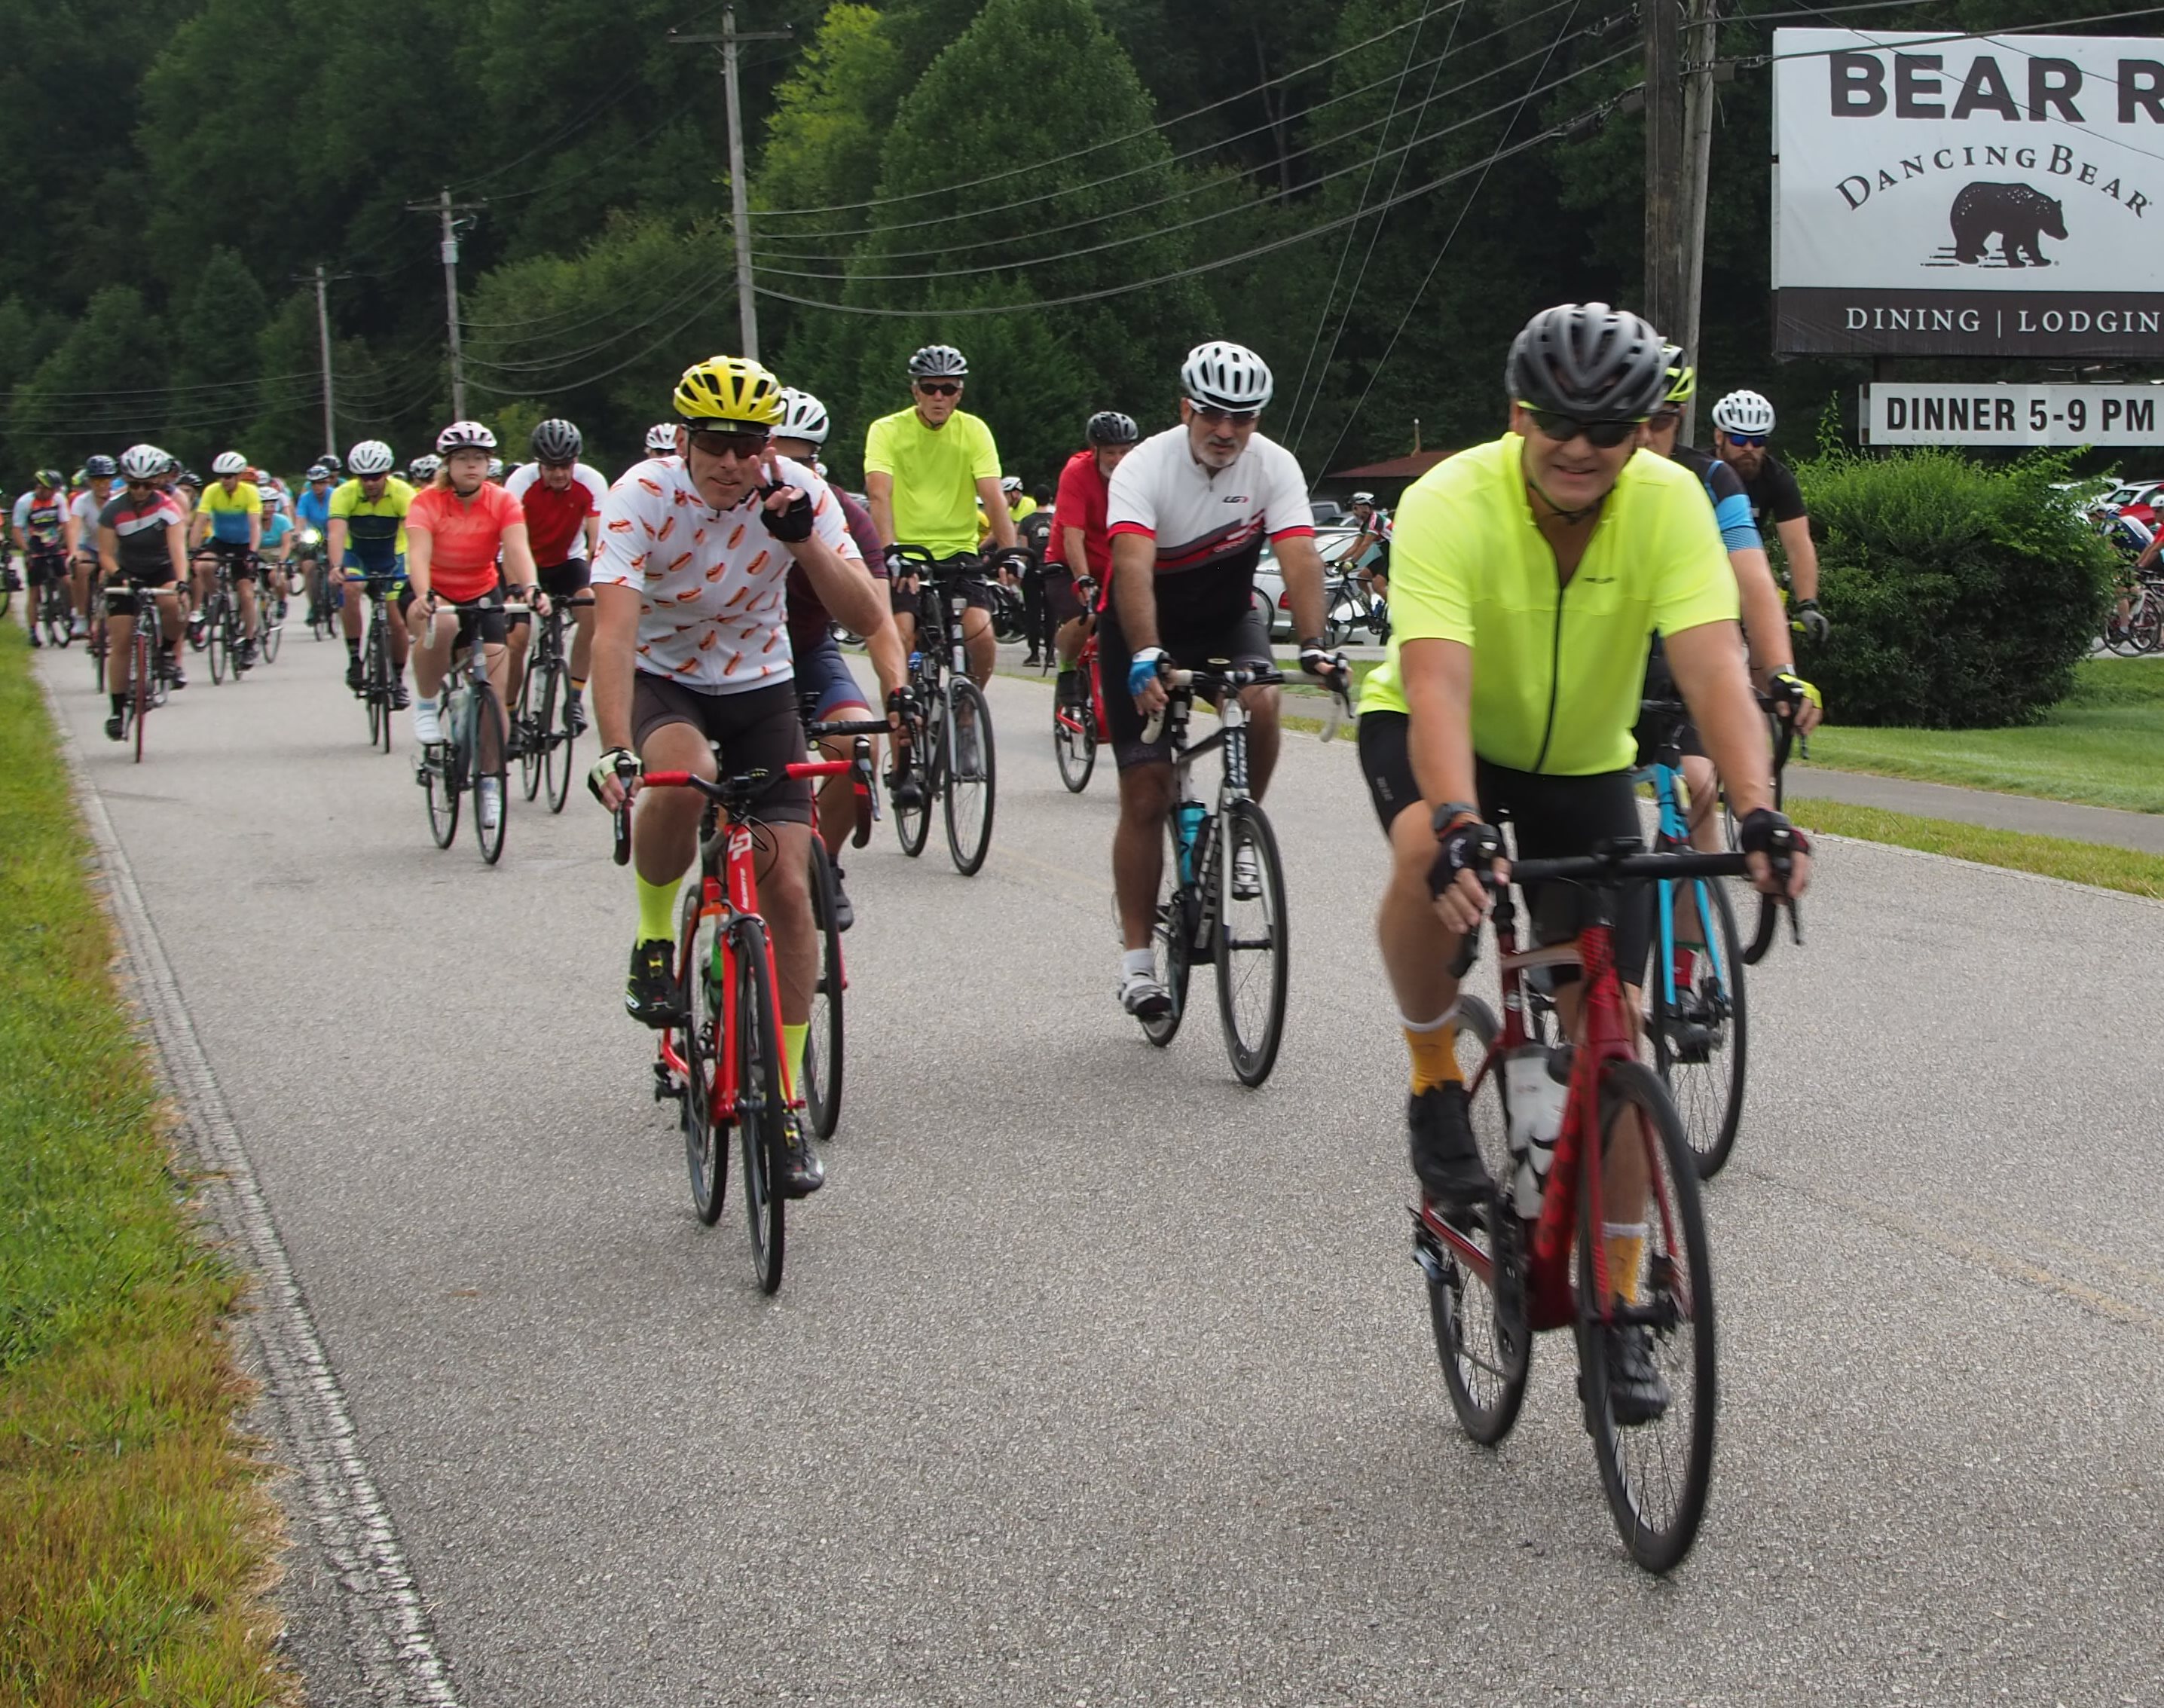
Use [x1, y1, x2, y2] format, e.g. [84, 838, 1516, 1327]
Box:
[777, 1117, 826, 1199]
[390, 683, 411, 710]
[830, 866, 855, 932]
[1408, 1083, 1490, 1208]
[345, 657, 364, 692]
[625, 938, 683, 1028]
[890, 771, 926, 811]
[1604, 1323, 1672, 1426]
[105, 714, 125, 741]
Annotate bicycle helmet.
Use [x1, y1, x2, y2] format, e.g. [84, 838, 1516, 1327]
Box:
[408, 453, 442, 482]
[347, 439, 396, 476]
[1505, 302, 1668, 421]
[318, 450, 344, 473]
[436, 420, 497, 454]
[645, 421, 680, 456]
[304, 463, 330, 481]
[1086, 410, 1139, 446]
[33, 467, 63, 489]
[776, 388, 830, 445]
[672, 356, 784, 426]
[85, 454, 118, 478]
[119, 444, 167, 481]
[1659, 343, 1697, 406]
[530, 417, 582, 462]
[1350, 490, 1377, 507]
[487, 458, 505, 481]
[211, 450, 248, 476]
[1181, 340, 1273, 412]
[176, 468, 202, 488]
[1001, 474, 1022, 494]
[906, 344, 968, 381]
[1711, 389, 1776, 436]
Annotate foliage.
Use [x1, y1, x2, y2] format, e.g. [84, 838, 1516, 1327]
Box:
[1796, 448, 2117, 727]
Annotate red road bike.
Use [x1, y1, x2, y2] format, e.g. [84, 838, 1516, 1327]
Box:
[1414, 833, 1797, 1572]
[1051, 575, 1107, 793]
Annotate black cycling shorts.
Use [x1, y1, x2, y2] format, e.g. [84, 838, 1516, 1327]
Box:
[1358, 709, 1649, 979]
[24, 551, 65, 588]
[1096, 591, 1273, 772]
[400, 585, 509, 650]
[630, 674, 813, 827]
[1044, 567, 1086, 627]
[895, 570, 994, 619]
[203, 538, 261, 581]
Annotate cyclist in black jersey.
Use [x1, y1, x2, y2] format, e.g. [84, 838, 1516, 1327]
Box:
[1710, 390, 1828, 645]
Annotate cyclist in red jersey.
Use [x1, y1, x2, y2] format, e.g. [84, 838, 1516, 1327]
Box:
[1048, 410, 1139, 714]
[503, 417, 606, 732]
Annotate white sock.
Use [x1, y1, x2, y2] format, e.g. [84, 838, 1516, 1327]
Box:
[1122, 948, 1154, 980]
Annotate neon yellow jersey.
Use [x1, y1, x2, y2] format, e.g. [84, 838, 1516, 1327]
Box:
[329, 476, 415, 570]
[1360, 435, 1739, 775]
[863, 407, 1000, 558]
[197, 480, 262, 544]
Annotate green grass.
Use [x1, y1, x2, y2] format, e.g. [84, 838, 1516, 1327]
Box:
[0, 626, 293, 1706]
[1805, 657, 2164, 814]
[1789, 796, 2164, 900]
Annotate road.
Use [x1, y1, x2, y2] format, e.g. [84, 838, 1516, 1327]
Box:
[38, 625, 2164, 1705]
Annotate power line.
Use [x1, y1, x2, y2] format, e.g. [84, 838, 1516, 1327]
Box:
[462, 264, 721, 379]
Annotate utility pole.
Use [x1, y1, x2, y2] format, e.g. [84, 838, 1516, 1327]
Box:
[1643, 0, 1685, 345]
[293, 263, 351, 457]
[407, 188, 485, 418]
[670, 9, 793, 362]
[1676, 0, 1719, 444]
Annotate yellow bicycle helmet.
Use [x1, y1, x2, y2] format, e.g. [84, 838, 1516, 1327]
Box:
[672, 355, 786, 426]
[1660, 342, 1696, 407]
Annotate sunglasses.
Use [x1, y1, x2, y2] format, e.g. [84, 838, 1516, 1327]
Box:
[1523, 406, 1642, 449]
[1189, 402, 1260, 426]
[914, 381, 961, 398]
[686, 427, 771, 460]
[537, 459, 576, 472]
[1723, 431, 1770, 448]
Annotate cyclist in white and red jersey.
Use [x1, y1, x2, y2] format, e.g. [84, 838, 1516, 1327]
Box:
[1102, 341, 1334, 1020]
[503, 417, 607, 732]
[585, 356, 887, 1200]
[69, 456, 118, 638]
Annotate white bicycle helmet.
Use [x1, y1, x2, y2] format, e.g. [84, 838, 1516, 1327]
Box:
[1351, 490, 1376, 506]
[408, 453, 442, 482]
[347, 439, 395, 476]
[211, 450, 248, 476]
[436, 420, 497, 454]
[777, 388, 830, 445]
[645, 421, 680, 456]
[1711, 390, 1776, 436]
[487, 457, 505, 481]
[119, 444, 167, 481]
[1001, 474, 1022, 494]
[1181, 340, 1274, 411]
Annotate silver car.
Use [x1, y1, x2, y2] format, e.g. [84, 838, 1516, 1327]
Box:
[1254, 527, 1362, 638]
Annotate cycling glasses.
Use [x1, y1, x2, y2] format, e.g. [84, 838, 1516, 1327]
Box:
[1521, 405, 1643, 449]
[1188, 401, 1261, 426]
[913, 380, 961, 397]
[1722, 431, 1770, 448]
[686, 426, 771, 460]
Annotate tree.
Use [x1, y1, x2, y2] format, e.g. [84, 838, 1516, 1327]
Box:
[10, 287, 172, 469]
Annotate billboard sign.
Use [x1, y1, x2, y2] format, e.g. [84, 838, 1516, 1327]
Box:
[1861, 382, 2164, 445]
[1773, 29, 2164, 356]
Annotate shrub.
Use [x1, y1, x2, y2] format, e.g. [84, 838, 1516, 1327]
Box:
[1792, 447, 2117, 728]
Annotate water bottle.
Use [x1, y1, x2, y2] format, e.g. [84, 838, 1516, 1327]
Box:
[1175, 799, 1207, 885]
[448, 681, 471, 745]
[1502, 1044, 1570, 1217]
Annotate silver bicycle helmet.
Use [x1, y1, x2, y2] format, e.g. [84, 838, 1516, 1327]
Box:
[1505, 302, 1669, 420]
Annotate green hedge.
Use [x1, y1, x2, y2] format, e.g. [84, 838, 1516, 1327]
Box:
[1793, 448, 2117, 729]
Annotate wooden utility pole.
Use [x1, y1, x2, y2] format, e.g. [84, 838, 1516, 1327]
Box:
[1676, 0, 1719, 443]
[669, 10, 794, 362]
[293, 263, 351, 457]
[406, 190, 486, 418]
[1643, 0, 1685, 341]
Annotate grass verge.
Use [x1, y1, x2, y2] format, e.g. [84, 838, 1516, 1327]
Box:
[0, 625, 293, 1706]
[1788, 795, 2164, 900]
[1805, 657, 2164, 814]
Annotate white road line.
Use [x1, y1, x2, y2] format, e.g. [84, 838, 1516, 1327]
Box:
[39, 665, 462, 1708]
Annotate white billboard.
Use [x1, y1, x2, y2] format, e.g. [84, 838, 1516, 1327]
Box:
[1773, 29, 2164, 355]
[1862, 383, 2164, 445]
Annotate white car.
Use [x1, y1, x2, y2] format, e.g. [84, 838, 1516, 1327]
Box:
[1254, 527, 1361, 639]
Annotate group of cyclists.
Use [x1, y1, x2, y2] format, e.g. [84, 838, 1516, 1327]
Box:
[19, 308, 1824, 1386]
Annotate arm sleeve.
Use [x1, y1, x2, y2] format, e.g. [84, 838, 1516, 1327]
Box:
[1262, 442, 1316, 540]
[329, 484, 356, 518]
[1652, 481, 1743, 634]
[1704, 463, 1763, 552]
[1105, 448, 1155, 538]
[241, 485, 262, 515]
[503, 465, 537, 503]
[861, 415, 897, 478]
[967, 416, 1001, 483]
[1386, 483, 1474, 647]
[809, 473, 857, 560]
[1762, 459, 1807, 525]
[591, 475, 656, 586]
[577, 466, 607, 513]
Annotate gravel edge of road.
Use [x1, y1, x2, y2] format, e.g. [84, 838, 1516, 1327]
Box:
[35, 662, 464, 1708]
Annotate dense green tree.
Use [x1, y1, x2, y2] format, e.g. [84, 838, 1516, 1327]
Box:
[11, 288, 172, 469]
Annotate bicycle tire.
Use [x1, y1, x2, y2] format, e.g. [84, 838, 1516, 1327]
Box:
[1417, 997, 1531, 1444]
[474, 682, 509, 866]
[88, 622, 106, 689]
[677, 885, 727, 1224]
[1142, 819, 1193, 1049]
[803, 839, 845, 1141]
[1576, 1059, 1717, 1574]
[0, 577, 11, 619]
[543, 658, 574, 814]
[423, 720, 460, 848]
[1650, 875, 1748, 1178]
[41, 582, 71, 648]
[131, 629, 151, 764]
[1053, 687, 1096, 793]
[894, 703, 934, 857]
[368, 621, 393, 753]
[516, 656, 545, 801]
[260, 592, 283, 662]
[943, 677, 996, 875]
[1213, 798, 1289, 1086]
[732, 917, 789, 1293]
[206, 594, 229, 683]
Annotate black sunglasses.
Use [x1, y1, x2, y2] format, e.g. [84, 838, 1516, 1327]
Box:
[914, 381, 961, 397]
[686, 426, 770, 460]
[1523, 406, 1641, 449]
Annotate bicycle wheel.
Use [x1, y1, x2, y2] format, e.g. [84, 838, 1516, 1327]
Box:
[803, 839, 845, 1141]
[1576, 1059, 1717, 1574]
[130, 630, 151, 764]
[1142, 820, 1193, 1049]
[474, 683, 509, 866]
[371, 623, 394, 753]
[732, 917, 789, 1294]
[88, 621, 106, 689]
[515, 658, 545, 801]
[1417, 997, 1531, 1444]
[41, 582, 70, 648]
[677, 885, 727, 1225]
[1213, 798, 1289, 1087]
[943, 677, 996, 875]
[423, 720, 460, 848]
[206, 594, 229, 683]
[1053, 688, 1096, 793]
[543, 659, 574, 813]
[1650, 875, 1747, 1178]
[894, 704, 934, 858]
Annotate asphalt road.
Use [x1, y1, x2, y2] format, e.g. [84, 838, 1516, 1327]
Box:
[37, 624, 2164, 1705]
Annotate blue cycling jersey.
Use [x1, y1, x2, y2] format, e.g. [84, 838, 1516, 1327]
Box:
[295, 487, 333, 532]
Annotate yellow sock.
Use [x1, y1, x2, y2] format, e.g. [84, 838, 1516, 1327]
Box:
[1404, 1016, 1464, 1094]
[635, 874, 680, 944]
[782, 1021, 808, 1101]
[1603, 1227, 1646, 1304]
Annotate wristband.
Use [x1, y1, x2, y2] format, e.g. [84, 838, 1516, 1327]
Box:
[1429, 800, 1483, 837]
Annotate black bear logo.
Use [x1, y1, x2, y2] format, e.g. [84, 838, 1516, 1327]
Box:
[1949, 181, 2068, 267]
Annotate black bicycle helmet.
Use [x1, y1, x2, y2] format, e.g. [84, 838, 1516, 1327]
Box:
[84, 454, 118, 478]
[906, 344, 968, 380]
[1505, 302, 1669, 420]
[530, 417, 582, 462]
[1086, 410, 1139, 446]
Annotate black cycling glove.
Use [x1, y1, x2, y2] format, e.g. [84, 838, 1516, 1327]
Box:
[1735, 807, 1809, 861]
[758, 482, 816, 543]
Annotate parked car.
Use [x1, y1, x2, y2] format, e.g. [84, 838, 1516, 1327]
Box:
[1310, 497, 1348, 527]
[1255, 527, 1359, 638]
